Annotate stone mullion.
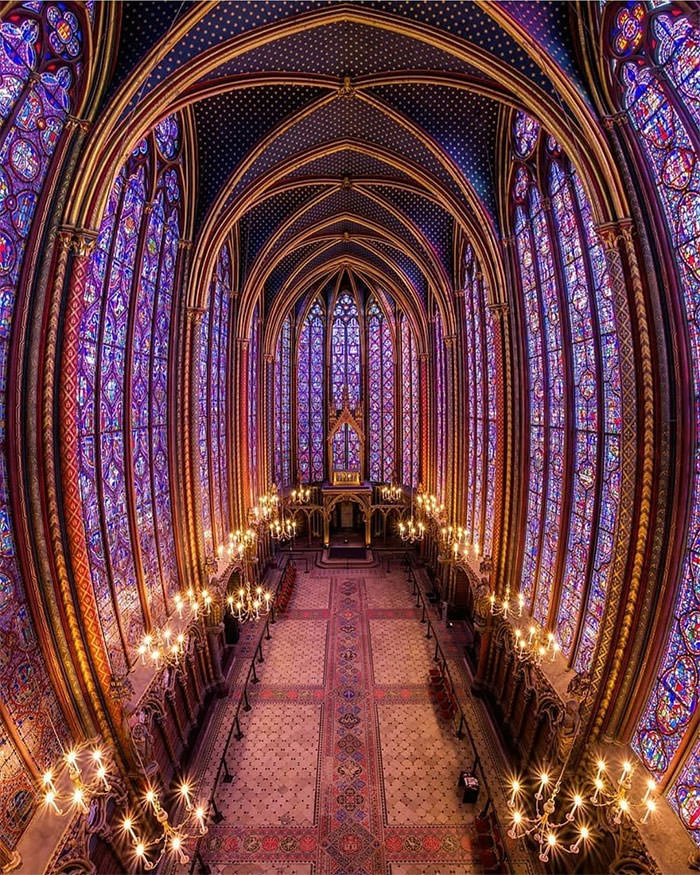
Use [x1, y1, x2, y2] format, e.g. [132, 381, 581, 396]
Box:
[582, 221, 647, 746]
[185, 305, 206, 592]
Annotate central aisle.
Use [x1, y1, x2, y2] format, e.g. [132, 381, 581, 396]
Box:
[192, 565, 491, 874]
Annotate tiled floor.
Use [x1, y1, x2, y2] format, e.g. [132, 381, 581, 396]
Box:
[183, 561, 491, 874]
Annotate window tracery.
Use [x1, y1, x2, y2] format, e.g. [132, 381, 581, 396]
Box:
[367, 297, 395, 482]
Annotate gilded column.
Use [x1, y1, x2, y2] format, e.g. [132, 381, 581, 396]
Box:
[586, 219, 651, 740]
[185, 304, 207, 591]
[57, 228, 133, 760]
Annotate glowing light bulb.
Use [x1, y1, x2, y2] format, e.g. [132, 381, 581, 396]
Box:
[547, 832, 557, 848]
[42, 770, 53, 786]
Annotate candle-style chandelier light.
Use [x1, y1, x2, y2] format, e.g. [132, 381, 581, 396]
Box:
[226, 572, 272, 624]
[508, 756, 658, 864]
[290, 484, 311, 505]
[41, 741, 113, 816]
[381, 482, 403, 503]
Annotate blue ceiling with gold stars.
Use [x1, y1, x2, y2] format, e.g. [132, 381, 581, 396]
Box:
[107, 0, 595, 317]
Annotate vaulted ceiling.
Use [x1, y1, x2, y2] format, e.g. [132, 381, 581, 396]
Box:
[98, 1, 597, 325]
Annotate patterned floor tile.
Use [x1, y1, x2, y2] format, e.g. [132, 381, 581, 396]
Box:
[377, 703, 467, 825]
[220, 702, 321, 826]
[291, 576, 332, 609]
[255, 619, 327, 686]
[369, 619, 435, 686]
[365, 575, 414, 610]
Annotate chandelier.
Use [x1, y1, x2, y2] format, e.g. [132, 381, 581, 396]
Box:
[270, 515, 297, 541]
[226, 576, 272, 623]
[381, 482, 403, 503]
[511, 623, 560, 665]
[488, 585, 526, 619]
[137, 626, 188, 670]
[123, 781, 207, 869]
[41, 741, 113, 815]
[416, 490, 444, 523]
[251, 487, 279, 527]
[398, 516, 425, 543]
[290, 484, 312, 505]
[508, 757, 658, 864]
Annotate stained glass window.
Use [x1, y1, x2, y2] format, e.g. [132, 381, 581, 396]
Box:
[275, 314, 292, 487]
[434, 307, 447, 502]
[550, 160, 599, 657]
[512, 112, 621, 665]
[367, 298, 395, 482]
[513, 109, 540, 158]
[198, 307, 212, 556]
[78, 113, 182, 680]
[248, 305, 259, 499]
[331, 292, 360, 408]
[400, 314, 420, 488]
[463, 245, 498, 556]
[0, 2, 84, 848]
[208, 245, 232, 545]
[297, 299, 324, 482]
[610, 5, 700, 799]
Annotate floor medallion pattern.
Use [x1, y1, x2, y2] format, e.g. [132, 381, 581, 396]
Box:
[181, 565, 491, 873]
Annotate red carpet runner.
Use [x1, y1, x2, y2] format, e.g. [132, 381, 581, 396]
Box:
[189, 566, 486, 873]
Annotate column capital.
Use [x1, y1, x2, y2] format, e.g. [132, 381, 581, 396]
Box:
[66, 115, 92, 132]
[595, 218, 635, 251]
[186, 306, 207, 325]
[487, 301, 510, 318]
[264, 353, 274, 365]
[178, 238, 193, 251]
[58, 227, 98, 257]
[602, 111, 628, 130]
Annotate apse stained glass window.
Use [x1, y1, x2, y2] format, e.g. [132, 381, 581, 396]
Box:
[248, 305, 259, 498]
[275, 314, 292, 487]
[331, 292, 360, 408]
[297, 299, 324, 482]
[208, 245, 232, 545]
[0, 1, 84, 847]
[434, 307, 447, 502]
[367, 298, 395, 482]
[400, 314, 419, 488]
[610, 4, 700, 793]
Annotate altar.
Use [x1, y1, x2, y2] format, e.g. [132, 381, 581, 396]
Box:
[321, 481, 373, 547]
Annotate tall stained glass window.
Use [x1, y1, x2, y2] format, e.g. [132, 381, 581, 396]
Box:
[331, 292, 361, 408]
[208, 245, 232, 546]
[434, 307, 447, 502]
[78, 115, 183, 678]
[248, 305, 259, 500]
[198, 306, 212, 557]
[275, 314, 292, 486]
[367, 297, 395, 482]
[463, 245, 498, 556]
[511, 111, 622, 669]
[297, 299, 324, 482]
[0, 1, 85, 849]
[606, 3, 700, 821]
[400, 313, 420, 487]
